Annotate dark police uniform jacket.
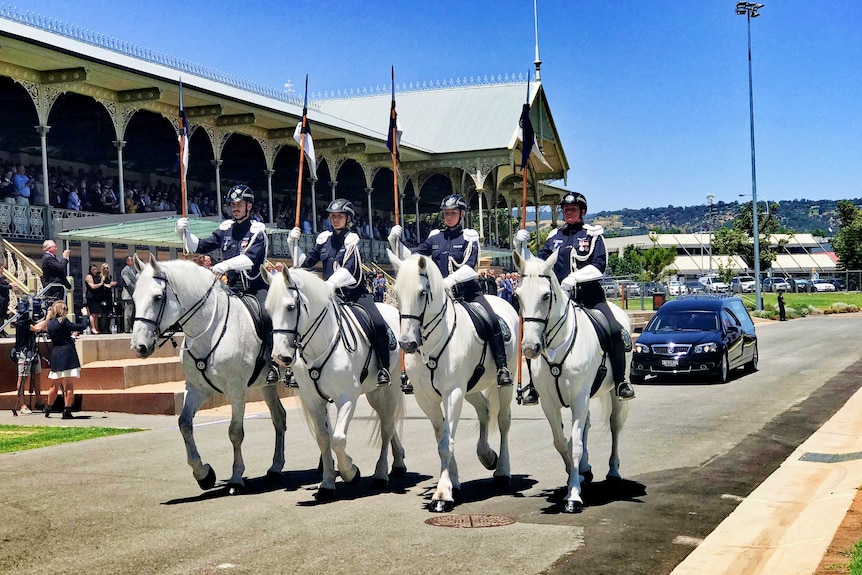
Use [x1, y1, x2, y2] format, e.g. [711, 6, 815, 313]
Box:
[537, 222, 608, 308]
[195, 218, 268, 295]
[300, 229, 366, 301]
[413, 225, 480, 299]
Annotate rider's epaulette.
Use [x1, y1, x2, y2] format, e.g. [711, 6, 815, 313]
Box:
[427, 229, 441, 238]
[547, 228, 559, 240]
[249, 220, 267, 234]
[218, 219, 233, 231]
[345, 232, 360, 246]
[315, 230, 332, 245]
[463, 228, 479, 243]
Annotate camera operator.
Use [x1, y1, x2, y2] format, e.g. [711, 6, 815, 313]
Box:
[11, 296, 48, 416]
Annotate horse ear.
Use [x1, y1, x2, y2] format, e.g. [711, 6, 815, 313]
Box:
[282, 265, 291, 284]
[417, 255, 427, 271]
[387, 249, 402, 271]
[133, 253, 145, 272]
[149, 252, 161, 274]
[512, 250, 525, 273]
[546, 249, 560, 270]
[260, 265, 271, 285]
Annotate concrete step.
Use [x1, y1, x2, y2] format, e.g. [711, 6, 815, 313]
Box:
[0, 380, 297, 416]
[72, 357, 186, 391]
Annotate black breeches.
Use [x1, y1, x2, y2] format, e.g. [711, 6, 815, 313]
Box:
[356, 293, 390, 370]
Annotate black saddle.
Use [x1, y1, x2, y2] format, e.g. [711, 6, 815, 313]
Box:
[342, 301, 397, 351]
[459, 300, 511, 342]
[238, 294, 273, 387]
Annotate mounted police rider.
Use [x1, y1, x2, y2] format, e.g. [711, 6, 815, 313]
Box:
[288, 198, 392, 386]
[175, 184, 280, 384]
[515, 192, 635, 400]
[388, 194, 513, 387]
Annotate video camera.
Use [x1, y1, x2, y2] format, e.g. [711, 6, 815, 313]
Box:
[16, 295, 47, 323]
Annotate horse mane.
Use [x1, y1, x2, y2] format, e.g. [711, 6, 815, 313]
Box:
[147, 259, 230, 296]
[522, 256, 562, 290]
[396, 254, 445, 307]
[271, 267, 333, 310]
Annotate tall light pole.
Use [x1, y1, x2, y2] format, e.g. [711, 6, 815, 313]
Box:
[706, 193, 715, 275]
[737, 1, 764, 310]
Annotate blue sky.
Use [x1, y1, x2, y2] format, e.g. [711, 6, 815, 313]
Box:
[18, 0, 862, 213]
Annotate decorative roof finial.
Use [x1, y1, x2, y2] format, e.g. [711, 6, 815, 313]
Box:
[534, 0, 542, 82]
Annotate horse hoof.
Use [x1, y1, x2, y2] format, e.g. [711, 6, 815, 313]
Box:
[389, 465, 407, 478]
[581, 470, 594, 485]
[265, 470, 282, 484]
[371, 477, 389, 490]
[605, 474, 622, 486]
[226, 483, 244, 496]
[315, 487, 336, 502]
[563, 500, 583, 514]
[493, 475, 511, 488]
[480, 451, 499, 471]
[196, 466, 216, 490]
[347, 465, 361, 485]
[430, 499, 454, 513]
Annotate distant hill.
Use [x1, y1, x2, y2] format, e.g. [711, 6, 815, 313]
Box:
[585, 198, 862, 238]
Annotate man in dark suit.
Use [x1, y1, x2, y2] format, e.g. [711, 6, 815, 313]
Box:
[40, 240, 71, 303]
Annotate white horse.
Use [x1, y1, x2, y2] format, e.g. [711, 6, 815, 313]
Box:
[388, 251, 519, 513]
[131, 256, 287, 495]
[264, 267, 406, 501]
[513, 250, 631, 513]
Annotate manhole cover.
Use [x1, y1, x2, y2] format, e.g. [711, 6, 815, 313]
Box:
[425, 514, 517, 528]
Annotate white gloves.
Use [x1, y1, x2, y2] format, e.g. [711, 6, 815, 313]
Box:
[443, 276, 457, 290]
[175, 217, 199, 251]
[388, 225, 402, 243]
[211, 255, 253, 277]
[289, 227, 302, 242]
[212, 262, 228, 276]
[560, 274, 578, 294]
[326, 267, 356, 290]
[515, 229, 530, 244]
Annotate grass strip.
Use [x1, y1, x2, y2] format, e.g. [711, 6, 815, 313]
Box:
[0, 424, 144, 454]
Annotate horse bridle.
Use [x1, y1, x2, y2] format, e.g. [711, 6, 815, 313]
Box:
[135, 272, 222, 344]
[399, 273, 449, 344]
[520, 273, 572, 350]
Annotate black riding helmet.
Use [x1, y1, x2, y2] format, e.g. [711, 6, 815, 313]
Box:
[560, 192, 588, 214]
[440, 194, 468, 212]
[225, 184, 254, 205]
[326, 198, 355, 219]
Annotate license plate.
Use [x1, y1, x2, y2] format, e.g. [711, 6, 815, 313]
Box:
[662, 359, 678, 367]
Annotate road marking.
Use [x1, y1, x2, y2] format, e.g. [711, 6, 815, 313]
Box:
[799, 451, 862, 463]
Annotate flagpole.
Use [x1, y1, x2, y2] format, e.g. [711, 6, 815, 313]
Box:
[293, 74, 309, 266]
[517, 75, 531, 401]
[390, 66, 410, 394]
[178, 78, 189, 255]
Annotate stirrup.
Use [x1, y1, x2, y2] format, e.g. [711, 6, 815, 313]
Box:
[521, 384, 539, 405]
[616, 381, 636, 400]
[377, 368, 391, 386]
[496, 367, 512, 387]
[266, 366, 280, 384]
[284, 370, 299, 388]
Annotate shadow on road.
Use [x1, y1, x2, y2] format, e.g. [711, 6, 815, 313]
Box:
[536, 478, 647, 514]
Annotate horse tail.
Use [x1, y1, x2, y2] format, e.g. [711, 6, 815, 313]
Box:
[595, 388, 630, 434]
[368, 386, 405, 448]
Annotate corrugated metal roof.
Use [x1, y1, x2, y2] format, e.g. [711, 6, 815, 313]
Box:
[319, 82, 533, 154]
[55, 216, 219, 248]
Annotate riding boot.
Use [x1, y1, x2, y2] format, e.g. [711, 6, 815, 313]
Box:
[489, 320, 512, 386]
[610, 336, 635, 400]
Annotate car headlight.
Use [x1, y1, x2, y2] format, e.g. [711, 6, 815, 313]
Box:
[693, 342, 718, 354]
[633, 343, 650, 354]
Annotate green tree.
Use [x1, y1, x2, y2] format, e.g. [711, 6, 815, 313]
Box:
[607, 244, 643, 277]
[640, 237, 678, 283]
[832, 200, 862, 270]
[712, 201, 788, 273]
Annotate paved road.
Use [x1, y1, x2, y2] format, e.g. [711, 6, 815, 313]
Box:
[1, 314, 859, 575]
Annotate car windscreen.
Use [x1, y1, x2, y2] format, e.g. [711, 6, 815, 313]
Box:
[646, 310, 719, 332]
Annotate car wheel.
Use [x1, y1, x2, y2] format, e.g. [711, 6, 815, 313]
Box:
[716, 352, 729, 383]
[630, 373, 645, 384]
[745, 343, 759, 373]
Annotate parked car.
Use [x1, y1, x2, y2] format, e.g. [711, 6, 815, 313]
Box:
[601, 279, 617, 297]
[616, 280, 641, 298]
[788, 278, 812, 293]
[730, 276, 756, 294]
[823, 277, 845, 291]
[761, 277, 791, 293]
[684, 280, 706, 295]
[630, 295, 758, 383]
[667, 281, 687, 296]
[812, 279, 837, 292]
[698, 275, 729, 294]
[643, 282, 665, 296]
